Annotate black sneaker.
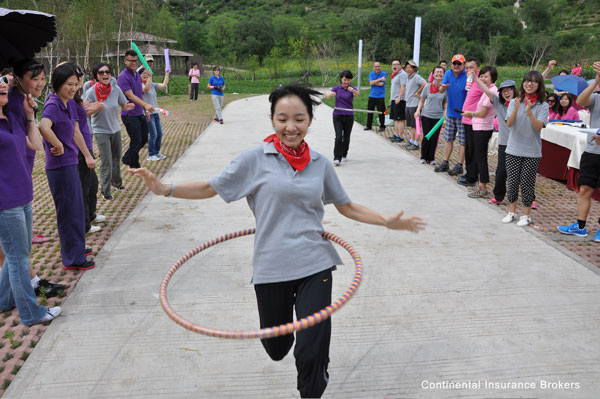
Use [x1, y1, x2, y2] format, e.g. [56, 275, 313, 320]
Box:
[457, 175, 477, 186]
[363, 126, 372, 131]
[379, 126, 386, 132]
[102, 194, 114, 200]
[112, 185, 124, 191]
[84, 247, 93, 256]
[219, 119, 223, 124]
[434, 160, 449, 172]
[35, 279, 67, 298]
[64, 260, 96, 271]
[448, 163, 464, 176]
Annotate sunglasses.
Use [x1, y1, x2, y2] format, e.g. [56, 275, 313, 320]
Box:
[547, 99, 555, 102]
[0, 75, 10, 85]
[98, 70, 111, 75]
[125, 58, 138, 63]
[452, 62, 463, 65]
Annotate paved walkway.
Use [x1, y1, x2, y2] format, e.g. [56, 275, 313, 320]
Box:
[5, 96, 600, 398]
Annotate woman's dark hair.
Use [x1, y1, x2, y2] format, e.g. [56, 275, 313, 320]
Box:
[339, 70, 353, 82]
[72, 64, 85, 105]
[432, 66, 445, 76]
[439, 60, 447, 65]
[546, 93, 560, 113]
[559, 69, 570, 75]
[92, 62, 111, 81]
[479, 66, 498, 83]
[192, 63, 198, 67]
[51, 63, 79, 93]
[12, 59, 44, 79]
[518, 70, 546, 103]
[269, 84, 322, 121]
[558, 93, 572, 115]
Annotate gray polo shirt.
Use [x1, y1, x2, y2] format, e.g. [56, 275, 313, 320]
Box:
[584, 93, 600, 155]
[390, 70, 408, 101]
[143, 82, 160, 114]
[405, 73, 426, 108]
[491, 95, 510, 146]
[420, 84, 447, 119]
[506, 98, 549, 158]
[83, 85, 128, 134]
[209, 142, 351, 284]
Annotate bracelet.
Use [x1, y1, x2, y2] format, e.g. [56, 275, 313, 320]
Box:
[164, 183, 175, 197]
[27, 119, 36, 123]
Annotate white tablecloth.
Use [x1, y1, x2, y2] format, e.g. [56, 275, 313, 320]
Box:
[541, 123, 587, 169]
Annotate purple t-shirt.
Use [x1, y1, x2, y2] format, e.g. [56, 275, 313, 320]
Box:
[7, 89, 36, 173]
[331, 84, 357, 116]
[70, 100, 93, 150]
[41, 94, 79, 170]
[118, 67, 144, 116]
[0, 117, 33, 210]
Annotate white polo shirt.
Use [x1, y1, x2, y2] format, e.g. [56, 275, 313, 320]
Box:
[209, 142, 351, 284]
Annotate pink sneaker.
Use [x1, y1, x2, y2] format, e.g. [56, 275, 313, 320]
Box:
[488, 198, 503, 205]
[532, 201, 538, 209]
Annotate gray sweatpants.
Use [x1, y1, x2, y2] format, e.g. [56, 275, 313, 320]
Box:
[211, 94, 224, 120]
[94, 132, 123, 197]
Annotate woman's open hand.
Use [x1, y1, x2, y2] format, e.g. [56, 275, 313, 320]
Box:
[128, 167, 168, 196]
[385, 211, 427, 232]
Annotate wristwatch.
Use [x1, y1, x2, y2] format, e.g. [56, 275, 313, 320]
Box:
[165, 183, 175, 197]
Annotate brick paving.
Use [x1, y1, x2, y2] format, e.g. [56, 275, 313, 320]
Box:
[377, 127, 600, 270]
[0, 120, 209, 395]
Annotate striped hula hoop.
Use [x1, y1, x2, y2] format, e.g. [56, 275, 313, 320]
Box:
[160, 228, 363, 339]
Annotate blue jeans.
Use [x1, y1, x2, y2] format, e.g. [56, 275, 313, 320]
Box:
[0, 202, 46, 325]
[147, 113, 163, 156]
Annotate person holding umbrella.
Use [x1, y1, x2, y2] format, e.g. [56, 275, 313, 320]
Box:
[0, 71, 62, 325]
[557, 61, 600, 240]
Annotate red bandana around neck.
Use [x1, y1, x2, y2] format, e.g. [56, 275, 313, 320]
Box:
[391, 70, 399, 79]
[524, 93, 538, 106]
[264, 134, 311, 172]
[430, 82, 441, 94]
[95, 82, 112, 102]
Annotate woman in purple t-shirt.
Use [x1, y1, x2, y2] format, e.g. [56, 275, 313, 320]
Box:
[0, 73, 61, 325]
[324, 70, 360, 166]
[39, 63, 96, 271]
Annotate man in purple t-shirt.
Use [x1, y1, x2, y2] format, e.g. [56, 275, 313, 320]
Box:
[117, 49, 154, 169]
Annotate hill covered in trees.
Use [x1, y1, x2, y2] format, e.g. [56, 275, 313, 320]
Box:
[2, 0, 600, 69]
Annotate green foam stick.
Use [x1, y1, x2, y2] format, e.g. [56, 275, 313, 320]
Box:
[131, 42, 153, 75]
[425, 116, 445, 140]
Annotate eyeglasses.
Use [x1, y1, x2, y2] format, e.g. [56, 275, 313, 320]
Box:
[125, 58, 138, 64]
[523, 79, 539, 84]
[98, 70, 111, 75]
[452, 62, 463, 66]
[0, 76, 9, 85]
[547, 99, 555, 103]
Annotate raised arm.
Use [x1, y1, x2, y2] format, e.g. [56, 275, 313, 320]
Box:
[541, 60, 556, 79]
[472, 73, 495, 102]
[335, 201, 426, 232]
[128, 168, 218, 199]
[577, 61, 600, 107]
[156, 72, 170, 90]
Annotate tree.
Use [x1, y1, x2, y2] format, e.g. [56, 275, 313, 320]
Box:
[233, 17, 274, 66]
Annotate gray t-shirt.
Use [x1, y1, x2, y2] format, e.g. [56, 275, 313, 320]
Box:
[584, 93, 600, 155]
[420, 84, 447, 119]
[506, 98, 549, 158]
[143, 82, 160, 114]
[491, 95, 510, 146]
[405, 73, 426, 108]
[83, 85, 128, 134]
[390, 70, 408, 101]
[209, 142, 351, 284]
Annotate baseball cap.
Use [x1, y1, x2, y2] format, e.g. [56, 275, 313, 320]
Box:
[499, 80, 516, 89]
[451, 54, 466, 64]
[145, 54, 154, 62]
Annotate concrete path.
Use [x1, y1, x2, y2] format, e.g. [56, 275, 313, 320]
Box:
[5, 95, 600, 398]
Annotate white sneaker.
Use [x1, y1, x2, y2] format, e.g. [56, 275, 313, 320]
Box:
[157, 153, 167, 160]
[36, 306, 61, 324]
[147, 155, 160, 161]
[502, 212, 517, 223]
[333, 159, 341, 166]
[92, 214, 106, 223]
[87, 225, 101, 234]
[516, 215, 531, 227]
[341, 157, 347, 162]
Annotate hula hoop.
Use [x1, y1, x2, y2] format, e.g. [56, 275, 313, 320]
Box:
[160, 228, 363, 339]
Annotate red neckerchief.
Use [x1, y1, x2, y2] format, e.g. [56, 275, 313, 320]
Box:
[264, 134, 311, 172]
[95, 82, 111, 102]
[505, 100, 510, 107]
[524, 93, 538, 105]
[391, 70, 399, 79]
[430, 82, 441, 94]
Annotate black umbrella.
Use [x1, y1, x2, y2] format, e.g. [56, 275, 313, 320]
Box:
[0, 7, 57, 69]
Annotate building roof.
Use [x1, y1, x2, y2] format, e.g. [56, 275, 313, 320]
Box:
[101, 31, 177, 44]
[104, 43, 193, 58]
